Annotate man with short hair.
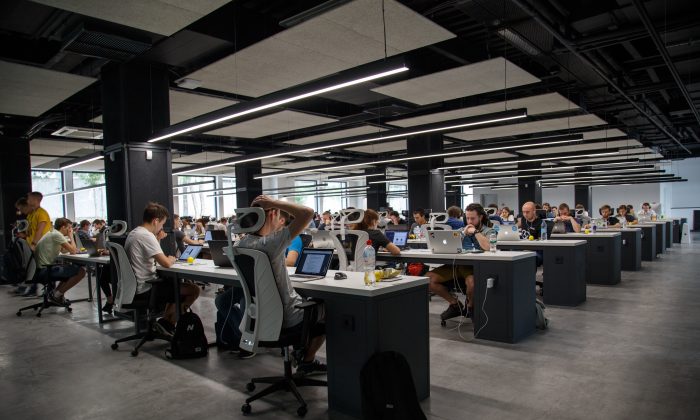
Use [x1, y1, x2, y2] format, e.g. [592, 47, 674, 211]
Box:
[517, 202, 545, 239]
[617, 205, 637, 224]
[553, 203, 581, 233]
[587, 204, 620, 228]
[125, 203, 200, 336]
[237, 195, 326, 374]
[410, 209, 427, 234]
[637, 202, 656, 219]
[77, 220, 94, 244]
[318, 211, 333, 231]
[35, 218, 86, 305]
[26, 192, 51, 250]
[446, 206, 465, 230]
[92, 219, 106, 237]
[574, 204, 592, 226]
[172, 214, 204, 254]
[388, 210, 406, 225]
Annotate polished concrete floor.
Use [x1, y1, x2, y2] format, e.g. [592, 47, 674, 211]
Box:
[2, 237, 700, 419]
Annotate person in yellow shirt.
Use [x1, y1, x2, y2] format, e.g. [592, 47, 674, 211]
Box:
[26, 191, 51, 250]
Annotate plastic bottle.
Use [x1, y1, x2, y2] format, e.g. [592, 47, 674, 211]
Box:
[413, 225, 421, 239]
[592, 224, 597, 234]
[540, 221, 547, 241]
[362, 240, 376, 287]
[489, 231, 498, 252]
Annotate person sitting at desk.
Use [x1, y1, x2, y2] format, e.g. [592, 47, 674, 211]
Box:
[446, 206, 465, 230]
[574, 204, 592, 226]
[91, 219, 106, 236]
[427, 203, 494, 322]
[125, 203, 200, 336]
[410, 208, 428, 235]
[517, 201, 545, 267]
[351, 209, 401, 256]
[584, 204, 621, 228]
[194, 218, 206, 237]
[553, 203, 581, 233]
[173, 214, 204, 254]
[499, 206, 514, 222]
[237, 195, 326, 374]
[617, 205, 637, 225]
[388, 210, 406, 225]
[35, 218, 86, 305]
[77, 220, 94, 244]
[278, 211, 303, 267]
[637, 202, 657, 219]
[317, 211, 332, 231]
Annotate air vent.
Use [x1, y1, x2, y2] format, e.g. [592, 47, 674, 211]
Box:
[52, 126, 103, 140]
[63, 27, 151, 61]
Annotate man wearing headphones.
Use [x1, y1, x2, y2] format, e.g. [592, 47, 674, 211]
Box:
[584, 204, 621, 228]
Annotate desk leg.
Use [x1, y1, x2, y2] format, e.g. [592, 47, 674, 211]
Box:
[71, 267, 92, 304]
[96, 264, 104, 324]
[173, 275, 182, 323]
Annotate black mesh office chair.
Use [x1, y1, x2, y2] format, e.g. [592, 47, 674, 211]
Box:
[16, 261, 72, 317]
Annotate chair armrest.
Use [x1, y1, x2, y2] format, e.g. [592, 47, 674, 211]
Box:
[145, 278, 164, 284]
[294, 300, 319, 310]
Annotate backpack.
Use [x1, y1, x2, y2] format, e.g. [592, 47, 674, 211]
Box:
[535, 299, 549, 330]
[165, 311, 209, 359]
[406, 262, 428, 277]
[360, 351, 427, 420]
[1, 237, 33, 285]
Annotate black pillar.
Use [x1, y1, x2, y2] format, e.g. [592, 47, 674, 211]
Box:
[0, 137, 31, 252]
[407, 133, 445, 212]
[517, 163, 542, 207]
[574, 185, 592, 211]
[235, 161, 263, 207]
[101, 61, 172, 231]
[446, 188, 462, 210]
[366, 168, 387, 211]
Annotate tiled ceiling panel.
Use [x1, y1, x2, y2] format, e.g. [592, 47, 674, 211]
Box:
[284, 125, 387, 145]
[344, 140, 407, 154]
[448, 114, 607, 141]
[518, 139, 642, 156]
[185, 0, 454, 97]
[205, 111, 337, 138]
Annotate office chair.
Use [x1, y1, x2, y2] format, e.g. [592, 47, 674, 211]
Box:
[16, 260, 73, 317]
[299, 233, 313, 249]
[106, 242, 171, 356]
[227, 208, 327, 417]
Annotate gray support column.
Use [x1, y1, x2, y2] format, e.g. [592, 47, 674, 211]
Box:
[517, 163, 542, 207]
[407, 133, 445, 212]
[215, 176, 225, 218]
[0, 137, 31, 252]
[574, 185, 592, 212]
[366, 170, 387, 211]
[63, 170, 75, 221]
[101, 61, 173, 231]
[235, 161, 263, 208]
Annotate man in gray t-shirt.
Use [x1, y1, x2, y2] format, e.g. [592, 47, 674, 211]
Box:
[236, 195, 327, 375]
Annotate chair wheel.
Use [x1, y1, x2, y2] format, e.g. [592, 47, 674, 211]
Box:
[111, 343, 118, 350]
[36, 312, 42, 318]
[440, 320, 446, 327]
[131, 350, 139, 357]
[241, 403, 251, 414]
[16, 311, 21, 317]
[297, 406, 307, 417]
[67, 307, 72, 312]
[246, 382, 255, 392]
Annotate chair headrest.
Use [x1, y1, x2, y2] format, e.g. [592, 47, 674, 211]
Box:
[339, 208, 364, 224]
[429, 212, 449, 223]
[105, 220, 128, 237]
[15, 220, 29, 233]
[485, 207, 498, 216]
[231, 207, 266, 234]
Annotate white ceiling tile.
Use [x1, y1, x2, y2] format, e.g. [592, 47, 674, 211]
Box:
[389, 93, 580, 127]
[518, 139, 642, 156]
[186, 0, 454, 97]
[31, 139, 102, 156]
[448, 114, 607, 141]
[581, 129, 627, 139]
[372, 58, 540, 105]
[205, 110, 337, 138]
[562, 150, 662, 164]
[0, 60, 95, 117]
[284, 125, 387, 145]
[344, 140, 407, 153]
[443, 151, 516, 164]
[31, 0, 231, 36]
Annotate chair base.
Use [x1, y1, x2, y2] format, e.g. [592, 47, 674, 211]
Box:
[111, 311, 171, 356]
[16, 284, 71, 318]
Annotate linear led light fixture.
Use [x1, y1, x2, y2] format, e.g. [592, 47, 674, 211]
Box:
[148, 60, 409, 143]
[262, 183, 330, 193]
[445, 163, 656, 179]
[59, 152, 103, 169]
[542, 174, 678, 186]
[368, 178, 407, 184]
[43, 183, 106, 197]
[172, 180, 215, 189]
[438, 151, 621, 171]
[540, 178, 679, 188]
[173, 108, 527, 175]
[541, 170, 665, 181]
[444, 161, 651, 178]
[327, 173, 385, 181]
[490, 185, 519, 190]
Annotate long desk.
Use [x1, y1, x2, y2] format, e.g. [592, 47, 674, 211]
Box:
[57, 253, 105, 312]
[158, 261, 429, 419]
[638, 222, 666, 256]
[496, 240, 586, 306]
[635, 224, 657, 261]
[550, 232, 622, 285]
[664, 220, 673, 248]
[599, 228, 642, 271]
[376, 249, 536, 343]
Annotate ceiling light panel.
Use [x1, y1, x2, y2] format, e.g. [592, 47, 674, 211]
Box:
[0, 60, 96, 117]
[284, 125, 388, 145]
[344, 140, 407, 153]
[205, 110, 337, 138]
[371, 57, 539, 105]
[389, 92, 578, 128]
[172, 151, 240, 165]
[443, 151, 516, 164]
[518, 139, 642, 156]
[185, 0, 454, 97]
[31, 0, 232, 36]
[448, 114, 607, 141]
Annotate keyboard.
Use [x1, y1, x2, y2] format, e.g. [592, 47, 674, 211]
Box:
[289, 274, 324, 281]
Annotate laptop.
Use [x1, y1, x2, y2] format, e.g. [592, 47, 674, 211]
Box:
[385, 230, 409, 249]
[428, 231, 463, 254]
[289, 248, 334, 281]
[208, 240, 233, 267]
[385, 224, 410, 232]
[80, 238, 100, 257]
[497, 224, 522, 241]
[175, 244, 203, 263]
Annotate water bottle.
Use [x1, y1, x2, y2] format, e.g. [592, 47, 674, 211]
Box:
[362, 240, 376, 287]
[540, 221, 547, 241]
[413, 225, 421, 239]
[592, 224, 597, 234]
[489, 231, 498, 252]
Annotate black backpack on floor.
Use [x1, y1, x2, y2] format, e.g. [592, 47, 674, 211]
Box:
[1, 237, 33, 285]
[165, 310, 209, 359]
[360, 351, 427, 420]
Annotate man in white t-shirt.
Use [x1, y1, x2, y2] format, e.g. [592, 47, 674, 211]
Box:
[125, 202, 200, 336]
[237, 195, 326, 375]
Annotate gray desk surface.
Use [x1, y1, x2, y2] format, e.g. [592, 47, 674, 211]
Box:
[377, 248, 534, 261]
[551, 232, 621, 238]
[599, 227, 642, 231]
[497, 239, 587, 247]
[60, 253, 110, 264]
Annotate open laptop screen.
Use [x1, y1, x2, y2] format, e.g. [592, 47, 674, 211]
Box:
[391, 231, 408, 246]
[179, 245, 202, 261]
[295, 248, 333, 276]
[204, 230, 212, 241]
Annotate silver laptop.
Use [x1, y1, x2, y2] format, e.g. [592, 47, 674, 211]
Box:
[175, 244, 203, 263]
[497, 224, 522, 241]
[428, 230, 463, 254]
[290, 248, 334, 281]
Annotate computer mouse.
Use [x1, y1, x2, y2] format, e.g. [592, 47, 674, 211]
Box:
[334, 272, 347, 280]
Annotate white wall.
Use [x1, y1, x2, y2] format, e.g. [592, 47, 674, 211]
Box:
[591, 183, 661, 214]
[542, 185, 575, 208]
[662, 158, 700, 226]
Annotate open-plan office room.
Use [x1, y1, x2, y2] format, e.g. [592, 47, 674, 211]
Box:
[2, 0, 700, 419]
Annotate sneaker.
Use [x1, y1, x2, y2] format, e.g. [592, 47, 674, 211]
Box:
[238, 349, 256, 359]
[48, 292, 66, 306]
[154, 318, 175, 337]
[8, 286, 26, 295]
[297, 359, 327, 375]
[462, 306, 473, 319]
[21, 284, 38, 297]
[440, 302, 464, 321]
[101, 302, 114, 313]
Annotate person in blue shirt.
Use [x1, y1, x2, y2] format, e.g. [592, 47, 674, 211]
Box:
[446, 206, 465, 230]
[278, 210, 304, 267]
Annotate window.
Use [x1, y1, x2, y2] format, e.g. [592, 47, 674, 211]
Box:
[221, 177, 236, 217]
[176, 175, 217, 219]
[387, 182, 408, 213]
[293, 180, 318, 212]
[73, 172, 106, 221]
[462, 185, 474, 205]
[320, 181, 347, 213]
[31, 170, 64, 219]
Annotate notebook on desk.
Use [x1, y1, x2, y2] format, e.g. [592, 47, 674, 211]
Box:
[290, 248, 334, 281]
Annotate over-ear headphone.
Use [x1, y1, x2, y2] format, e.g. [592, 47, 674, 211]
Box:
[599, 204, 611, 216]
